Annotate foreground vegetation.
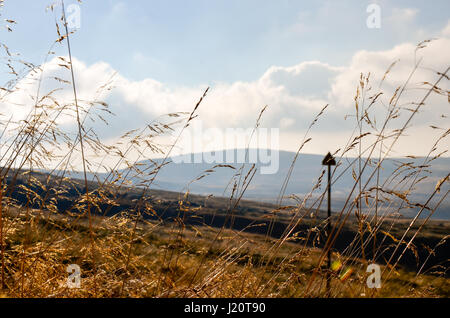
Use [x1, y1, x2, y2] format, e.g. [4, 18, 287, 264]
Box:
[1, 207, 448, 298]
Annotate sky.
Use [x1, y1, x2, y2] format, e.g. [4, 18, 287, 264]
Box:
[0, 0, 449, 168]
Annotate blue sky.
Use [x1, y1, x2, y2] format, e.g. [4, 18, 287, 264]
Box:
[2, 0, 449, 85]
[0, 0, 449, 161]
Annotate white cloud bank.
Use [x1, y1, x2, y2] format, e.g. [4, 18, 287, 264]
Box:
[1, 31, 449, 164]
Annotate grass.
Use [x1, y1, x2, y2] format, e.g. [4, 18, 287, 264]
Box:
[0, 1, 448, 298]
[0, 207, 447, 298]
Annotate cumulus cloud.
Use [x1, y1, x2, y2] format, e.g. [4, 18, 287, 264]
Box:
[1, 30, 449, 162]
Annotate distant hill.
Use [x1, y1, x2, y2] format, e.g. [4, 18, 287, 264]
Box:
[107, 150, 450, 220]
[9, 161, 449, 273]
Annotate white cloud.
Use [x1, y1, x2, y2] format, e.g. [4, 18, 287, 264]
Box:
[0, 58, 116, 127]
[1, 29, 449, 166]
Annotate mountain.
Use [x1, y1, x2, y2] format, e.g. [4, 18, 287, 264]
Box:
[108, 150, 449, 220]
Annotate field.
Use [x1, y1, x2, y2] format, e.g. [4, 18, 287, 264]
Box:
[1, 201, 449, 298]
[0, 171, 448, 298]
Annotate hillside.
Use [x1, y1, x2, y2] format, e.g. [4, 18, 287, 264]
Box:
[89, 150, 450, 220]
[4, 168, 450, 276]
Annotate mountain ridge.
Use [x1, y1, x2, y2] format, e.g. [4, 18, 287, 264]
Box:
[106, 149, 450, 220]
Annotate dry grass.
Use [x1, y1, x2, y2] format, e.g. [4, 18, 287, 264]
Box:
[0, 207, 447, 298]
